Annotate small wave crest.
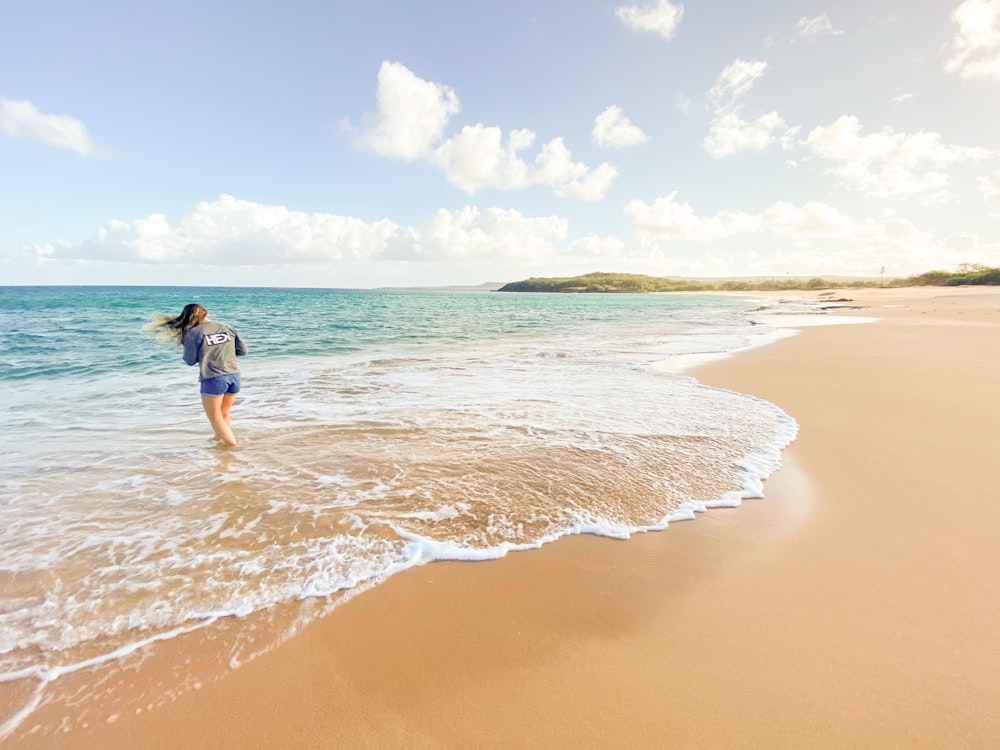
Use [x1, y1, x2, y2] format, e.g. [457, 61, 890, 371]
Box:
[0, 287, 803, 740]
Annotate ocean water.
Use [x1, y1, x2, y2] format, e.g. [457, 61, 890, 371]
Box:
[0, 285, 801, 736]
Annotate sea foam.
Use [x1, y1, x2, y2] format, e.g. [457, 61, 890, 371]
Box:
[0, 286, 838, 740]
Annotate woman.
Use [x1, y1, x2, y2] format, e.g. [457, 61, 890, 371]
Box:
[155, 303, 247, 446]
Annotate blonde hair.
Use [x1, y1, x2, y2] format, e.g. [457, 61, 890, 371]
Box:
[149, 303, 207, 345]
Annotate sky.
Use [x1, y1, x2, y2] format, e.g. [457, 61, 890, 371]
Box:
[1, 0, 999, 287]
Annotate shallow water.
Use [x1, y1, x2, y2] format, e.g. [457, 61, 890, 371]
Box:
[0, 286, 799, 737]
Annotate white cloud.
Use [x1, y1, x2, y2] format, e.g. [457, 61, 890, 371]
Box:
[69, 195, 400, 265]
[517, 136, 579, 188]
[704, 111, 792, 157]
[23, 192, 1000, 281]
[624, 193, 879, 243]
[0, 99, 110, 158]
[979, 171, 1000, 214]
[944, 0, 1000, 80]
[803, 115, 992, 198]
[709, 59, 768, 102]
[592, 105, 649, 148]
[350, 62, 614, 200]
[534, 137, 617, 200]
[615, 0, 684, 39]
[567, 235, 628, 258]
[350, 61, 460, 159]
[760, 201, 854, 238]
[795, 14, 844, 38]
[979, 171, 1000, 198]
[431, 127, 617, 201]
[556, 163, 619, 201]
[37, 195, 572, 267]
[624, 192, 759, 239]
[704, 60, 795, 158]
[622, 192, 1000, 274]
[387, 206, 568, 262]
[431, 125, 535, 192]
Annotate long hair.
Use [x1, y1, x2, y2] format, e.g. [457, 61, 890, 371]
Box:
[149, 303, 207, 345]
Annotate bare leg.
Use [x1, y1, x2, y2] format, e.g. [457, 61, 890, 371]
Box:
[201, 394, 238, 446]
[219, 392, 238, 426]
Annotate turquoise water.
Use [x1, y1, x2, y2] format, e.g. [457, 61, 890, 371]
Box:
[0, 286, 797, 737]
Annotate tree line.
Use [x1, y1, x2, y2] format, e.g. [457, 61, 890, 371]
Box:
[496, 265, 1000, 293]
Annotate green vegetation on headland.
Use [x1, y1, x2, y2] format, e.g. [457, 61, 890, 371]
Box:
[496, 265, 1000, 293]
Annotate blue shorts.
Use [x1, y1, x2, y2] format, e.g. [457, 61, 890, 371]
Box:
[200, 373, 241, 396]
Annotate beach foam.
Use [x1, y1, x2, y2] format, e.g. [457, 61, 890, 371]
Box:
[0, 287, 827, 739]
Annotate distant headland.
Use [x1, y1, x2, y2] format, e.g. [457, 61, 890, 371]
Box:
[496, 266, 1000, 293]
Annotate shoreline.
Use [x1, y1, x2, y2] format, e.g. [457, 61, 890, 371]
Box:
[6, 286, 999, 748]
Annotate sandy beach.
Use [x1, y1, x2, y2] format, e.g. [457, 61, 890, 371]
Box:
[6, 286, 999, 749]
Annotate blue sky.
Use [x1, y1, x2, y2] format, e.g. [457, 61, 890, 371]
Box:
[2, 0, 998, 287]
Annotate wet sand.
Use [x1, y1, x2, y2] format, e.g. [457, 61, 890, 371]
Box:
[7, 286, 1000, 749]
